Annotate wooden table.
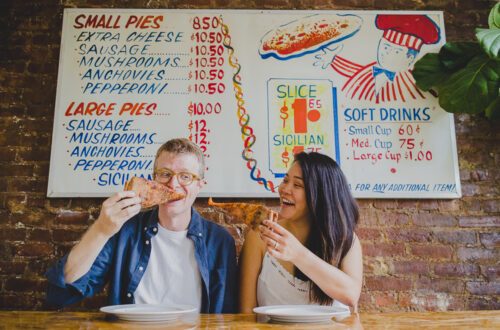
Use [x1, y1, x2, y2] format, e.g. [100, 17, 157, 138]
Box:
[1, 310, 500, 329]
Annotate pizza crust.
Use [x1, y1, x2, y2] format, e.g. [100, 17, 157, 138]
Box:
[124, 177, 185, 209]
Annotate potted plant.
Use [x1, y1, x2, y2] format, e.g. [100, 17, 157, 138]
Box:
[413, 2, 500, 120]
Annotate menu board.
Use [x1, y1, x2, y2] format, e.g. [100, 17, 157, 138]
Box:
[48, 9, 461, 198]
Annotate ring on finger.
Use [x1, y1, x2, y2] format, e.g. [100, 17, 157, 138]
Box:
[274, 241, 279, 249]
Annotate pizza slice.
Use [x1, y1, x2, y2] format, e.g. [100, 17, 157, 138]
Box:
[208, 197, 278, 230]
[124, 176, 185, 209]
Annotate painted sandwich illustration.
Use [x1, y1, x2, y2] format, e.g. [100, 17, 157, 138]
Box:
[259, 14, 362, 59]
[124, 176, 185, 209]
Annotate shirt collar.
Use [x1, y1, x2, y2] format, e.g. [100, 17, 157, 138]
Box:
[187, 207, 204, 238]
[143, 207, 203, 238]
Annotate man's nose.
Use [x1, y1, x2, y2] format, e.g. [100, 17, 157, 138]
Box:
[166, 174, 182, 189]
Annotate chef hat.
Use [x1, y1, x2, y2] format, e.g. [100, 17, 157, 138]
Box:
[375, 14, 440, 51]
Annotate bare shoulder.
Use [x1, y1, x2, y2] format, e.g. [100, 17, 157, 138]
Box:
[242, 228, 267, 256]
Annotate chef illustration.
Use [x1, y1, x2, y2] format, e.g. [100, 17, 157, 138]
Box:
[316, 14, 441, 103]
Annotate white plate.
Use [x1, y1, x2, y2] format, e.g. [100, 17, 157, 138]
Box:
[253, 305, 350, 323]
[100, 304, 197, 322]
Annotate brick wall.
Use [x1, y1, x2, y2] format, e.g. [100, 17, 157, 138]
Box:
[0, 0, 498, 312]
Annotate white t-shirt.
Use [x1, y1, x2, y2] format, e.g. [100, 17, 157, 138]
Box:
[134, 225, 202, 310]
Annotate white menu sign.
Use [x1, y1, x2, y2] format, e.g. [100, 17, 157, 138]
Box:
[48, 9, 461, 198]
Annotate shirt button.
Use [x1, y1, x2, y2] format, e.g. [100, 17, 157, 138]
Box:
[127, 293, 132, 298]
[198, 233, 202, 237]
[144, 227, 147, 231]
[153, 227, 157, 232]
[139, 266, 144, 271]
[145, 240, 150, 245]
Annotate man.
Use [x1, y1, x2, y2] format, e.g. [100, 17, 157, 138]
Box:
[46, 138, 237, 313]
[318, 14, 440, 103]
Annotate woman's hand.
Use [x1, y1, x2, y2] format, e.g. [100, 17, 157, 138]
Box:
[259, 220, 306, 263]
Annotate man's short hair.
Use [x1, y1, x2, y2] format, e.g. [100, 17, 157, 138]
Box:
[154, 138, 205, 178]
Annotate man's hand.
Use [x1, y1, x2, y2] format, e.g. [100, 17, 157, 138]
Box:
[95, 191, 142, 237]
[313, 44, 344, 69]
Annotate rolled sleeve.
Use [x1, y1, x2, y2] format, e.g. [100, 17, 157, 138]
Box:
[45, 236, 116, 307]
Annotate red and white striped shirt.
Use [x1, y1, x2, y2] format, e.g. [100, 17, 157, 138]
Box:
[331, 55, 425, 103]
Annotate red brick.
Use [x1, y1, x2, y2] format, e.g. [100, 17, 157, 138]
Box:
[358, 292, 373, 308]
[434, 263, 479, 277]
[18, 147, 51, 161]
[434, 230, 477, 244]
[459, 216, 500, 227]
[8, 177, 47, 193]
[413, 213, 456, 227]
[365, 276, 412, 291]
[457, 247, 500, 262]
[5, 277, 40, 292]
[0, 294, 35, 309]
[5, 195, 27, 212]
[52, 228, 85, 242]
[358, 207, 379, 226]
[54, 243, 73, 258]
[462, 198, 481, 212]
[16, 242, 52, 256]
[397, 200, 417, 211]
[0, 261, 26, 275]
[417, 277, 465, 293]
[0, 164, 34, 176]
[392, 260, 429, 275]
[10, 211, 53, 226]
[363, 257, 390, 276]
[399, 292, 464, 311]
[56, 211, 90, 225]
[28, 228, 51, 241]
[438, 200, 460, 212]
[382, 212, 410, 226]
[27, 195, 45, 208]
[466, 281, 500, 295]
[374, 200, 397, 210]
[467, 297, 490, 310]
[459, 169, 470, 181]
[386, 228, 432, 242]
[492, 298, 500, 310]
[480, 265, 500, 280]
[362, 243, 405, 257]
[374, 294, 395, 307]
[461, 184, 482, 197]
[355, 227, 382, 240]
[0, 228, 27, 241]
[0, 147, 17, 161]
[483, 199, 500, 212]
[419, 200, 438, 210]
[410, 245, 453, 259]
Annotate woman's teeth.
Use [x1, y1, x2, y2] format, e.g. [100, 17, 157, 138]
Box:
[282, 198, 294, 205]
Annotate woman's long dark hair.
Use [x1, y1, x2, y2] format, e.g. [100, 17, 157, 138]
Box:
[292, 152, 359, 305]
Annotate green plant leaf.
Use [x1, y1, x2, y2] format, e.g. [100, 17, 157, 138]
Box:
[488, 1, 500, 29]
[438, 42, 483, 71]
[476, 28, 500, 59]
[413, 53, 451, 91]
[439, 54, 500, 115]
[484, 95, 500, 119]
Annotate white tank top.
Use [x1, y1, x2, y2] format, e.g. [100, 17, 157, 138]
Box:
[256, 252, 349, 311]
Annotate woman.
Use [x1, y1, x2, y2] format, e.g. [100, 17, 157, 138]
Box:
[239, 152, 362, 313]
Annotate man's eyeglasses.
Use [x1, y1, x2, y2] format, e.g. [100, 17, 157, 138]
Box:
[154, 168, 201, 186]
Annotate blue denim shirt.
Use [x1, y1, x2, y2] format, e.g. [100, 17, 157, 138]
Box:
[46, 207, 237, 313]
